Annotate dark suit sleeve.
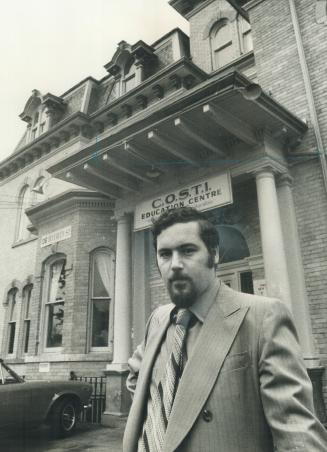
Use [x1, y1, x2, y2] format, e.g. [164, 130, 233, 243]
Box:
[126, 309, 156, 397]
[258, 299, 327, 451]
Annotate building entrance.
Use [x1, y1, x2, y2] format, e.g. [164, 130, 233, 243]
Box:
[218, 259, 254, 294]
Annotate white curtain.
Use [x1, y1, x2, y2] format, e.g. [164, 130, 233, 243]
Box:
[95, 252, 111, 297]
[49, 260, 64, 303]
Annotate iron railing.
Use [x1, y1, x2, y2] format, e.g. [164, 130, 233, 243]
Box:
[74, 375, 106, 424]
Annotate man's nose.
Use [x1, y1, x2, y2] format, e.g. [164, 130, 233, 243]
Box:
[171, 251, 183, 270]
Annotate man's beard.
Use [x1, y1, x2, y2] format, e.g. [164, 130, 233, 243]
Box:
[168, 275, 197, 308]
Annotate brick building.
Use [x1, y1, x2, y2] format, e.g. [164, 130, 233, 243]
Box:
[0, 0, 326, 425]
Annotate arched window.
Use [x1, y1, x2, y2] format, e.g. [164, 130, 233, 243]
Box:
[89, 249, 115, 349]
[210, 19, 235, 69]
[44, 258, 66, 348]
[16, 185, 31, 242]
[7, 288, 18, 354]
[22, 284, 33, 354]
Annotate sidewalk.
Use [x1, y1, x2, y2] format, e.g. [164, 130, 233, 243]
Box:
[0, 423, 124, 452]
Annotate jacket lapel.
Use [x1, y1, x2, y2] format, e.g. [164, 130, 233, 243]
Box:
[165, 284, 249, 452]
[124, 304, 174, 452]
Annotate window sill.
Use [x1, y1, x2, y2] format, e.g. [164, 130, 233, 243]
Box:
[43, 347, 63, 354]
[90, 347, 113, 354]
[12, 236, 38, 248]
[4, 356, 25, 364]
[25, 352, 113, 363]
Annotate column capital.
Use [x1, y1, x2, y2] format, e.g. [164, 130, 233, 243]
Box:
[232, 156, 287, 179]
[113, 211, 133, 224]
[277, 173, 294, 188]
[251, 162, 287, 180]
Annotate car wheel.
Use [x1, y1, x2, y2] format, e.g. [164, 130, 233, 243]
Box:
[50, 398, 78, 438]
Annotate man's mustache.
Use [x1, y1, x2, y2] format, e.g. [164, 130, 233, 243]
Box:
[169, 274, 192, 283]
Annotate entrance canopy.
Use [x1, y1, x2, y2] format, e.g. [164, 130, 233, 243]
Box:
[47, 70, 307, 204]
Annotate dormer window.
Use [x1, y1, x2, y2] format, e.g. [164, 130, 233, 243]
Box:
[29, 107, 46, 142]
[209, 15, 253, 71]
[20, 90, 65, 142]
[104, 40, 156, 97]
[210, 20, 234, 69]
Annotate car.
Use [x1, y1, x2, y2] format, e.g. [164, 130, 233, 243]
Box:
[0, 358, 92, 438]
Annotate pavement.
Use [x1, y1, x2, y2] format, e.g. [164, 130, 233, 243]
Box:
[0, 423, 124, 452]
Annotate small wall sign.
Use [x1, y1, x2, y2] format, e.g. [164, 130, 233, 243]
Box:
[39, 362, 50, 373]
[41, 226, 72, 248]
[253, 279, 267, 297]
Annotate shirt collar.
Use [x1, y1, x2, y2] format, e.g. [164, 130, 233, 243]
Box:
[189, 279, 220, 323]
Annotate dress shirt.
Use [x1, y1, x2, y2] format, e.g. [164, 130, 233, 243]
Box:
[150, 279, 221, 388]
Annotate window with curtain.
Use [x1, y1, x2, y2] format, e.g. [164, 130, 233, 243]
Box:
[17, 185, 31, 241]
[7, 288, 18, 354]
[22, 284, 33, 353]
[210, 20, 234, 70]
[90, 249, 115, 349]
[45, 259, 66, 348]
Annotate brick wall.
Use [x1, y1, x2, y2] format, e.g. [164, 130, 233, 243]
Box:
[248, 0, 327, 407]
[291, 159, 327, 402]
[5, 196, 116, 380]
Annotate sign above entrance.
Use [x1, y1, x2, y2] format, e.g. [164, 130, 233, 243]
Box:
[134, 173, 233, 231]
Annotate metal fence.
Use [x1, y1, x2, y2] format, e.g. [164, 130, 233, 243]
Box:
[76, 376, 106, 424]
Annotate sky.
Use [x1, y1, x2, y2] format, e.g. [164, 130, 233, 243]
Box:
[0, 0, 188, 162]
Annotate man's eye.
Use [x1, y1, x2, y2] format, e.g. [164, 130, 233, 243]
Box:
[183, 248, 195, 255]
[159, 251, 171, 259]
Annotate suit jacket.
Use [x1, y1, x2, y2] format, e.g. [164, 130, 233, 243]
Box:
[123, 283, 327, 452]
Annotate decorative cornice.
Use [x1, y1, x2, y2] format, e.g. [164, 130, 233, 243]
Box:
[0, 135, 89, 186]
[0, 113, 90, 182]
[170, 0, 249, 20]
[25, 190, 115, 226]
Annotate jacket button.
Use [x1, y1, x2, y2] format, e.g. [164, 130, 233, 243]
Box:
[202, 409, 213, 422]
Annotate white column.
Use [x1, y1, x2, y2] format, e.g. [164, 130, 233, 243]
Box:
[133, 229, 151, 347]
[277, 175, 318, 365]
[255, 168, 292, 310]
[112, 214, 132, 366]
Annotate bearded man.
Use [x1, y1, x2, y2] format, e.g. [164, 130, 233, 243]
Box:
[123, 207, 327, 452]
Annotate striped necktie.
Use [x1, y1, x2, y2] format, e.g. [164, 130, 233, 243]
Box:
[138, 309, 193, 452]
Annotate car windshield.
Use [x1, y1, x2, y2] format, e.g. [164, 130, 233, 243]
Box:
[0, 359, 24, 384]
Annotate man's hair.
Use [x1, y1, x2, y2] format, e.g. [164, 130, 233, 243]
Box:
[151, 207, 219, 259]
